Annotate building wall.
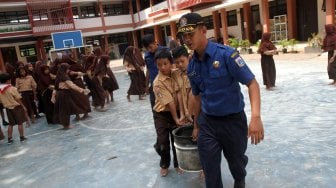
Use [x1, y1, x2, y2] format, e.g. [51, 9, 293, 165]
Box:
[317, 0, 326, 37]
[0, 0, 334, 64]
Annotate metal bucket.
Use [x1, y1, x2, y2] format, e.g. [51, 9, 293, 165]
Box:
[172, 125, 202, 172]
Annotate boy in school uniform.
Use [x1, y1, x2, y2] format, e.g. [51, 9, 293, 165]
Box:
[152, 49, 184, 177]
[172, 46, 193, 123]
[0, 73, 28, 144]
[141, 34, 169, 109]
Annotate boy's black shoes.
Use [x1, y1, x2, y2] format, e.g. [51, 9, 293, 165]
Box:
[20, 136, 27, 142]
[234, 179, 245, 188]
[8, 138, 13, 145]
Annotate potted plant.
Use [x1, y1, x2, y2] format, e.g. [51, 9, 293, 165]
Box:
[288, 39, 299, 53]
[240, 39, 253, 54]
[227, 38, 240, 50]
[278, 39, 289, 53]
[305, 33, 322, 53]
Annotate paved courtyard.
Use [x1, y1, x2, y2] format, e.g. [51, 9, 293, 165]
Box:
[0, 52, 335, 188]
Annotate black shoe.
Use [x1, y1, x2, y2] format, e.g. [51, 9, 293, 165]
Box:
[20, 136, 27, 142]
[3, 120, 9, 126]
[234, 179, 245, 188]
[8, 138, 13, 145]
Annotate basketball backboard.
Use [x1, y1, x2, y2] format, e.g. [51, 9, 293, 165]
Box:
[51, 30, 83, 50]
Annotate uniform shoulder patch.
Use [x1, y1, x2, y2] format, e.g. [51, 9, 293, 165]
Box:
[234, 56, 246, 67]
[231, 51, 239, 58]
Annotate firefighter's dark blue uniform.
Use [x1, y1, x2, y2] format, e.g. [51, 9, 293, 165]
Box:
[187, 41, 255, 188]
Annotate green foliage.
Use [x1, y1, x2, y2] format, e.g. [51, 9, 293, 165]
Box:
[307, 33, 322, 48]
[254, 40, 261, 48]
[240, 39, 251, 49]
[288, 39, 298, 51]
[0, 26, 31, 33]
[278, 39, 289, 49]
[109, 51, 117, 60]
[227, 38, 240, 49]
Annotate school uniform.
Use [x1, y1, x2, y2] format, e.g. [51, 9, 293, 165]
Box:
[69, 64, 91, 114]
[153, 71, 180, 169]
[15, 75, 37, 118]
[0, 84, 27, 125]
[53, 80, 86, 126]
[38, 72, 55, 124]
[187, 41, 255, 188]
[173, 69, 192, 118]
[144, 46, 168, 109]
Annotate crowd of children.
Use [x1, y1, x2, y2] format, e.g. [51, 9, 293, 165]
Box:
[0, 47, 119, 144]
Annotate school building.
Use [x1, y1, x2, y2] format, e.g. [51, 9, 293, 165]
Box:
[0, 0, 335, 71]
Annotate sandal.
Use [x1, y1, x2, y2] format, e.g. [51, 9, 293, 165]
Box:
[160, 168, 168, 177]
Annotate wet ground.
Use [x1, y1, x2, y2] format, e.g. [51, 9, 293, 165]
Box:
[0, 52, 335, 188]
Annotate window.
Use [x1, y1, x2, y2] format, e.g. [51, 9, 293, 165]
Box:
[269, 0, 287, 18]
[44, 42, 54, 53]
[227, 10, 237, 27]
[0, 11, 29, 25]
[80, 6, 98, 18]
[72, 7, 79, 19]
[103, 4, 128, 16]
[132, 0, 137, 13]
[140, 0, 150, 10]
[32, 10, 48, 21]
[85, 36, 101, 46]
[202, 15, 214, 30]
[108, 33, 128, 44]
[19, 45, 37, 57]
[153, 0, 165, 5]
[17, 11, 29, 23]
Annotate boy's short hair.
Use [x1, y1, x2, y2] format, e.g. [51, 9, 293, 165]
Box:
[154, 49, 173, 64]
[0, 73, 11, 84]
[172, 46, 189, 59]
[141, 34, 155, 48]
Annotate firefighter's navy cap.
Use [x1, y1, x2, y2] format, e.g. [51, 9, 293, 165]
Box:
[177, 13, 204, 34]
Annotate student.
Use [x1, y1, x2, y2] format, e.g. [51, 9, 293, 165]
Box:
[38, 64, 55, 124]
[0, 73, 28, 144]
[322, 24, 336, 85]
[123, 46, 146, 102]
[152, 49, 183, 177]
[65, 55, 91, 120]
[141, 34, 168, 109]
[258, 32, 277, 90]
[100, 55, 119, 103]
[172, 46, 193, 123]
[172, 45, 205, 178]
[52, 63, 90, 129]
[15, 66, 37, 123]
[178, 13, 264, 188]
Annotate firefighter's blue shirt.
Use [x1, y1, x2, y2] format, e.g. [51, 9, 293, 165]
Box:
[187, 41, 255, 116]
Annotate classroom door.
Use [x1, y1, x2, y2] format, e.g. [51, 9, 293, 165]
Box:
[296, 0, 318, 41]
